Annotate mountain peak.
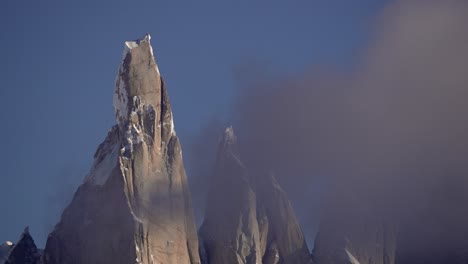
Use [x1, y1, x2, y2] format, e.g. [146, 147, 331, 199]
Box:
[124, 33, 152, 52]
[221, 126, 236, 145]
[201, 129, 312, 264]
[4, 226, 41, 264]
[114, 33, 160, 127]
[44, 35, 200, 264]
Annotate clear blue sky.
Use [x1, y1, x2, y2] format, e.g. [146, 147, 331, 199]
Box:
[0, 0, 388, 246]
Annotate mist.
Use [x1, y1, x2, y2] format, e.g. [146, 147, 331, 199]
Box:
[187, 0, 468, 260]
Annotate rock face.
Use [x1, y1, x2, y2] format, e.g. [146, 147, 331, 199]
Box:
[43, 34, 200, 264]
[4, 227, 41, 264]
[200, 128, 312, 264]
[200, 127, 261, 264]
[255, 172, 313, 264]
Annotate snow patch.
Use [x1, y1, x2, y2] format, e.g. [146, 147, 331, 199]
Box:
[147, 36, 160, 76]
[122, 33, 152, 61]
[121, 121, 144, 157]
[223, 126, 236, 144]
[155, 61, 160, 75]
[163, 114, 176, 137]
[125, 41, 139, 50]
[345, 248, 361, 264]
[170, 114, 175, 136]
[131, 211, 144, 224]
[0, 241, 14, 263]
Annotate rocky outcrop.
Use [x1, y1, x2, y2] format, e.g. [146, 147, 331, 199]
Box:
[43, 34, 200, 264]
[200, 127, 312, 264]
[4, 227, 41, 264]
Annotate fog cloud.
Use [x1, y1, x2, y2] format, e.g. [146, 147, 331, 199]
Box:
[188, 0, 468, 260]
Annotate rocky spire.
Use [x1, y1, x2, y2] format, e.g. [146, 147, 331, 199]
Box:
[200, 127, 261, 264]
[200, 127, 312, 264]
[4, 227, 41, 264]
[43, 34, 200, 264]
[255, 172, 313, 264]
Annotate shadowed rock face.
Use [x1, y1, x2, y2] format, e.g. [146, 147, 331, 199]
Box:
[200, 128, 312, 264]
[4, 227, 41, 264]
[0, 241, 13, 264]
[43, 34, 200, 264]
[200, 127, 262, 264]
[255, 173, 313, 264]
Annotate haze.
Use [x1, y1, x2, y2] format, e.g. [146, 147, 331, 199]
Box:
[2, 1, 468, 262]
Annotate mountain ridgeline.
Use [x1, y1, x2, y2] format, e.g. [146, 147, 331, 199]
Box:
[2, 35, 467, 264]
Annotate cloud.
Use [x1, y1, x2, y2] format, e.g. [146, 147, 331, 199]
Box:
[187, 0, 468, 260]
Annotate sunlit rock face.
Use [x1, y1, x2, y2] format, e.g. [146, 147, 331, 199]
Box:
[43, 34, 200, 264]
[200, 128, 312, 264]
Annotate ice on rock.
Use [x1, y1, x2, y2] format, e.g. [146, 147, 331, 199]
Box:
[346, 248, 361, 264]
[123, 33, 151, 58]
[222, 126, 236, 144]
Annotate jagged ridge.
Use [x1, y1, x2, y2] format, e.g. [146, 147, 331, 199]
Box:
[200, 127, 312, 264]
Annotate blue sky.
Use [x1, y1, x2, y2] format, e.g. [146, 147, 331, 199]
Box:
[0, 0, 388, 246]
